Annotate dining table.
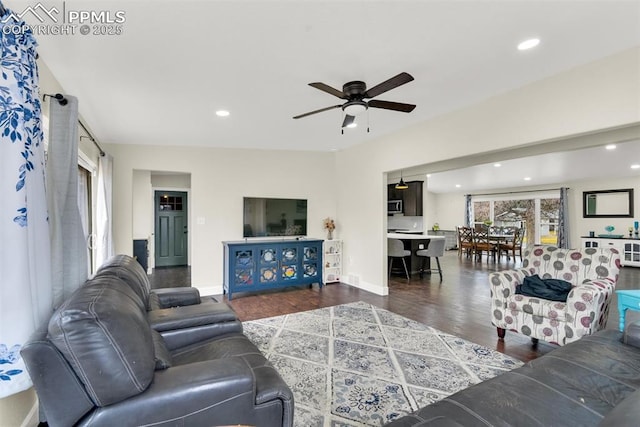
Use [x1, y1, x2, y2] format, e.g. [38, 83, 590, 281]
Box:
[489, 234, 514, 259]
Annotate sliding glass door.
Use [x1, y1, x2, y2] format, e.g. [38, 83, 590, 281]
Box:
[473, 192, 559, 245]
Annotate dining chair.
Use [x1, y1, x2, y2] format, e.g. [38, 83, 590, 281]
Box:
[473, 228, 496, 261]
[498, 227, 524, 261]
[457, 226, 474, 258]
[416, 238, 445, 280]
[388, 239, 411, 279]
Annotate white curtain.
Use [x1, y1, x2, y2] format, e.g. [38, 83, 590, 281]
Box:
[77, 166, 91, 273]
[464, 195, 473, 227]
[0, 11, 52, 398]
[46, 95, 88, 306]
[96, 153, 114, 268]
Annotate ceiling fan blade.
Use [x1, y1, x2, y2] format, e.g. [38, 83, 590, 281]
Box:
[364, 72, 414, 99]
[293, 104, 342, 119]
[309, 82, 347, 99]
[342, 114, 355, 128]
[368, 99, 416, 113]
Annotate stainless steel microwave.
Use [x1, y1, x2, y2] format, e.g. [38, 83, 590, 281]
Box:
[388, 200, 403, 214]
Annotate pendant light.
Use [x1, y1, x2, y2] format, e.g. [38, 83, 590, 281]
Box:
[395, 171, 408, 190]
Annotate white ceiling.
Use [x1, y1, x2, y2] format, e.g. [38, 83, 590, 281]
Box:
[418, 141, 640, 194]
[8, 0, 640, 192]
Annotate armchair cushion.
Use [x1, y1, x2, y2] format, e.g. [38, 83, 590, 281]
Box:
[491, 246, 620, 345]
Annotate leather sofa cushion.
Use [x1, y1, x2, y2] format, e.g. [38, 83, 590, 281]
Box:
[599, 388, 640, 426]
[48, 279, 155, 406]
[171, 333, 292, 407]
[96, 254, 151, 310]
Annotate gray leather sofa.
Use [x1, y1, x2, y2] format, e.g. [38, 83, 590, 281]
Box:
[94, 254, 243, 349]
[21, 257, 294, 427]
[384, 321, 640, 427]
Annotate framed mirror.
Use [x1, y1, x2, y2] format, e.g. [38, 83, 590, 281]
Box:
[583, 189, 634, 218]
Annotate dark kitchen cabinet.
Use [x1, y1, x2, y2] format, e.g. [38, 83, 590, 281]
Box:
[404, 181, 423, 216]
[388, 181, 423, 216]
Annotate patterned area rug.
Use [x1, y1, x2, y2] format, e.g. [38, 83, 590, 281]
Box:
[243, 301, 523, 427]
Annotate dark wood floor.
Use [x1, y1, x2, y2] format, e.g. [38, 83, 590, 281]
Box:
[149, 251, 640, 363]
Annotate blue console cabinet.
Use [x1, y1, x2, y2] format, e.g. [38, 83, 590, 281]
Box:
[223, 239, 323, 299]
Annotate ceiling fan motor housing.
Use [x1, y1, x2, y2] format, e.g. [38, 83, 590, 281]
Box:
[343, 81, 367, 99]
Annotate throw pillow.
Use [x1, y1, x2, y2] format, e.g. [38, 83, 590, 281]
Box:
[515, 274, 573, 302]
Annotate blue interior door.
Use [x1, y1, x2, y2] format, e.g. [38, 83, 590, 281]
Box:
[155, 191, 188, 267]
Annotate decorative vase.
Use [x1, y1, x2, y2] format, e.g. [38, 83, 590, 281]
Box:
[327, 230, 333, 240]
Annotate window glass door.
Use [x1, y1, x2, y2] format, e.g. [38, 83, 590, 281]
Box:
[473, 193, 559, 245]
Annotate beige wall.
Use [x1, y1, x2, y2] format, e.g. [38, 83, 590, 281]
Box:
[569, 177, 640, 240]
[106, 144, 337, 295]
[336, 47, 640, 294]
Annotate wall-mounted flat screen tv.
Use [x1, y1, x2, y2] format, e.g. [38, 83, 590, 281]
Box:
[243, 197, 307, 237]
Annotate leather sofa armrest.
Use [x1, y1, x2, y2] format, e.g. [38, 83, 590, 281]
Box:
[150, 287, 201, 309]
[623, 320, 640, 348]
[80, 358, 259, 427]
[147, 302, 238, 332]
[160, 320, 243, 350]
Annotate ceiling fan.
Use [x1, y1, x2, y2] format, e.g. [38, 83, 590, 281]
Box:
[293, 72, 416, 129]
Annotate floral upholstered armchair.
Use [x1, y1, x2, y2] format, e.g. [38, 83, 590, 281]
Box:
[490, 246, 620, 346]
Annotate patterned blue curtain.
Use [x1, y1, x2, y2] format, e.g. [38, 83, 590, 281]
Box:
[465, 194, 472, 227]
[0, 9, 52, 397]
[558, 187, 570, 248]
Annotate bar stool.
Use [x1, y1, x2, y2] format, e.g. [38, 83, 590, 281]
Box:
[416, 238, 445, 280]
[388, 239, 411, 280]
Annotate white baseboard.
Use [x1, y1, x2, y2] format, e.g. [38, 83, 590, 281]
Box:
[195, 284, 223, 297]
[22, 398, 39, 427]
[341, 278, 388, 296]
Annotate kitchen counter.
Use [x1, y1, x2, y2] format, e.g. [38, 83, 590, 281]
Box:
[387, 233, 445, 240]
[387, 234, 445, 275]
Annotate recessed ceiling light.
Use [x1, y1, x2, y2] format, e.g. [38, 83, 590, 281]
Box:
[494, 163, 501, 168]
[215, 110, 230, 117]
[605, 144, 616, 150]
[455, 184, 461, 188]
[346, 122, 357, 129]
[426, 174, 431, 178]
[518, 38, 540, 51]
[631, 164, 640, 169]
[524, 177, 532, 181]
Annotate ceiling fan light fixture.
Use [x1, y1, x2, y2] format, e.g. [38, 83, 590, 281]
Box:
[342, 101, 368, 116]
[346, 122, 357, 129]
